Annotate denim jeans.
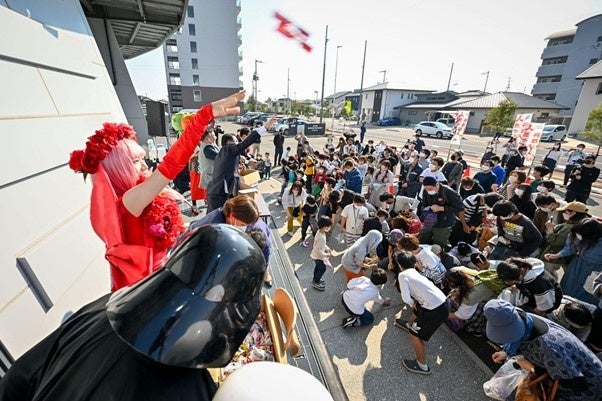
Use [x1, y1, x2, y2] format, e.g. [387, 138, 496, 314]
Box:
[313, 259, 326, 284]
[342, 296, 375, 325]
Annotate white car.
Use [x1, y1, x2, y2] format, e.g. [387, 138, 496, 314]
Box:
[541, 125, 567, 142]
[414, 121, 453, 139]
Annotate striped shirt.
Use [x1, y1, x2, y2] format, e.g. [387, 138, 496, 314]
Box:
[462, 194, 486, 223]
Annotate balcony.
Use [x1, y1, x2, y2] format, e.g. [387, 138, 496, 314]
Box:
[541, 43, 572, 59]
[531, 82, 560, 95]
[536, 63, 564, 77]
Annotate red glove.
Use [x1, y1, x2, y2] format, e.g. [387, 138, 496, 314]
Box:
[158, 104, 214, 180]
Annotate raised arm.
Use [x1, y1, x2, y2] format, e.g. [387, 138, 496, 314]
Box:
[123, 91, 245, 216]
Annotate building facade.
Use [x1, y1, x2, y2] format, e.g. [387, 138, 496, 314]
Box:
[359, 82, 433, 123]
[531, 14, 602, 116]
[163, 0, 242, 114]
[570, 60, 602, 135]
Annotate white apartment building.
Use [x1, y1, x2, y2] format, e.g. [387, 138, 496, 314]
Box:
[531, 14, 602, 116]
[163, 0, 242, 114]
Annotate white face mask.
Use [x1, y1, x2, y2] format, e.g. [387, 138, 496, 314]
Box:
[419, 153, 425, 158]
[575, 234, 583, 241]
[481, 165, 491, 172]
[429, 163, 437, 171]
[508, 176, 518, 184]
[514, 189, 524, 196]
[537, 186, 547, 193]
[380, 167, 387, 172]
[562, 212, 572, 221]
[500, 215, 513, 220]
[539, 207, 551, 213]
[426, 190, 438, 195]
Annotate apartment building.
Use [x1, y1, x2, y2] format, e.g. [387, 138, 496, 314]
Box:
[531, 14, 602, 116]
[163, 0, 242, 113]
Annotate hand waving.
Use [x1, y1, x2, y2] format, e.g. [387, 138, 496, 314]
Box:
[212, 90, 246, 117]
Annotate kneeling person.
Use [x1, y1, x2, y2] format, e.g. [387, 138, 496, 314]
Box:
[342, 268, 391, 328]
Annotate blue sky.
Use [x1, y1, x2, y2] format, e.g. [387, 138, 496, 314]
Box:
[126, 0, 602, 102]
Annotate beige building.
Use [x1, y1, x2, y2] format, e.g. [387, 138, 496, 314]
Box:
[570, 60, 602, 135]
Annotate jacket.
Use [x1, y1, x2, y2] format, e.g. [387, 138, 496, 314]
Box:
[421, 184, 465, 228]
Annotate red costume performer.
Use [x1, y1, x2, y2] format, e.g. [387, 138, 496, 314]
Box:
[69, 102, 228, 291]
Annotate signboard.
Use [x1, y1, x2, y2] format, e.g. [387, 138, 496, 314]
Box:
[305, 123, 326, 135]
[511, 113, 532, 137]
[288, 118, 298, 135]
[510, 114, 543, 167]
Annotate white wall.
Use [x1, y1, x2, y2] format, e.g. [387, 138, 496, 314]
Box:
[569, 77, 602, 135]
[0, 0, 126, 358]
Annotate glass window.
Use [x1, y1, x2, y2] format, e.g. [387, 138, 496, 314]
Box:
[590, 58, 598, 65]
[408, 110, 417, 115]
[165, 39, 177, 52]
[191, 58, 198, 69]
[596, 82, 602, 95]
[169, 73, 181, 85]
[187, 5, 194, 18]
[170, 91, 182, 101]
[167, 56, 179, 69]
[598, 35, 602, 42]
[193, 90, 202, 102]
[400, 93, 404, 99]
[193, 74, 200, 85]
[172, 106, 183, 112]
[189, 24, 196, 36]
[190, 42, 197, 53]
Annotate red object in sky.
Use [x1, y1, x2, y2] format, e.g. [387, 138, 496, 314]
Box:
[273, 11, 312, 52]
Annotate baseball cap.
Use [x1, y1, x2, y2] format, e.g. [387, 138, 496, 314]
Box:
[422, 176, 437, 186]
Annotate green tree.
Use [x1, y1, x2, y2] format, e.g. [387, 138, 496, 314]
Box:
[582, 102, 602, 156]
[484, 99, 518, 134]
[246, 95, 257, 112]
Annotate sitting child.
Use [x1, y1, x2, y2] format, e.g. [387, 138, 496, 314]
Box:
[342, 268, 391, 328]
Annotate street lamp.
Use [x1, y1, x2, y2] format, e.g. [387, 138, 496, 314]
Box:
[252, 59, 262, 111]
[331, 45, 342, 130]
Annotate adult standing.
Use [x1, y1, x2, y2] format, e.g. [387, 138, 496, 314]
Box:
[398, 155, 424, 198]
[563, 143, 587, 186]
[198, 128, 220, 204]
[503, 145, 527, 182]
[484, 299, 602, 401]
[359, 121, 366, 143]
[541, 142, 562, 179]
[273, 128, 285, 166]
[565, 155, 600, 204]
[441, 152, 464, 190]
[473, 160, 498, 192]
[419, 177, 465, 248]
[206, 117, 276, 212]
[414, 133, 425, 153]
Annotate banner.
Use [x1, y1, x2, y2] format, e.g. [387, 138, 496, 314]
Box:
[450, 110, 470, 136]
[520, 122, 544, 167]
[511, 113, 532, 138]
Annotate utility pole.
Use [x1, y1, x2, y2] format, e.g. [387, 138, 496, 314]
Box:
[482, 70, 490, 93]
[506, 76, 511, 91]
[252, 59, 262, 111]
[446, 62, 454, 91]
[332, 45, 342, 130]
[357, 40, 367, 122]
[319, 25, 329, 124]
[286, 68, 290, 116]
[379, 70, 387, 83]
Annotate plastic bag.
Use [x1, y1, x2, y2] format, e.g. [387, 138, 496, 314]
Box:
[483, 356, 530, 400]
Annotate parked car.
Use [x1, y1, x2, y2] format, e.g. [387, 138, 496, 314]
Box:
[238, 112, 261, 124]
[376, 117, 401, 126]
[274, 119, 310, 135]
[414, 121, 453, 139]
[436, 117, 455, 127]
[541, 124, 567, 141]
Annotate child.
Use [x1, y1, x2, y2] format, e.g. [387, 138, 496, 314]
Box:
[301, 195, 319, 247]
[318, 177, 336, 218]
[311, 216, 333, 291]
[395, 251, 449, 375]
[341, 230, 382, 282]
[342, 268, 391, 328]
[263, 152, 272, 179]
[282, 146, 291, 162]
[340, 194, 369, 246]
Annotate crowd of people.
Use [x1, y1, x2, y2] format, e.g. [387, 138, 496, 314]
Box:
[4, 91, 601, 400]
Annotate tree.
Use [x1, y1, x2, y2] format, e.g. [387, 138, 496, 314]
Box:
[246, 95, 257, 112]
[581, 102, 602, 156]
[484, 99, 518, 134]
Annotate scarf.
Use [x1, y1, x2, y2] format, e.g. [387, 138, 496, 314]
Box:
[502, 312, 533, 357]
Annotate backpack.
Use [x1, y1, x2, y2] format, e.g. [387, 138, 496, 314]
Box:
[420, 209, 438, 230]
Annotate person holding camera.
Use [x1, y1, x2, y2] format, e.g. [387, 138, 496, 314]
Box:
[563, 143, 587, 186]
[565, 155, 600, 204]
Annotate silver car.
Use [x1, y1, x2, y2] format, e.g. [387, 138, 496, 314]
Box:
[414, 121, 453, 139]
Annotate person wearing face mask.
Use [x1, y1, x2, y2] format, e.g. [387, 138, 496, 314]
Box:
[414, 132, 426, 153]
[532, 194, 565, 235]
[531, 179, 555, 201]
[473, 160, 498, 192]
[497, 170, 526, 201]
[459, 177, 485, 199]
[510, 183, 536, 220]
[541, 142, 562, 179]
[342, 159, 363, 194]
[398, 155, 424, 198]
[538, 201, 588, 279]
[418, 177, 465, 249]
[527, 165, 550, 193]
[480, 146, 496, 165]
[417, 148, 431, 170]
[282, 181, 308, 235]
[368, 161, 395, 205]
[502, 146, 528, 183]
[340, 194, 370, 246]
[490, 155, 505, 187]
[490, 201, 542, 260]
[545, 218, 602, 306]
[565, 156, 600, 204]
[563, 143, 587, 186]
[419, 157, 447, 186]
[441, 152, 464, 190]
[449, 192, 503, 247]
